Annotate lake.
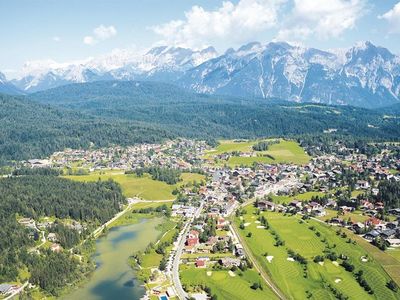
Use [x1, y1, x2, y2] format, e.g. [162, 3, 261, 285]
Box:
[65, 217, 162, 300]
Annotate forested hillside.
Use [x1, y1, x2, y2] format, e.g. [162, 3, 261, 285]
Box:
[29, 81, 400, 139]
[0, 176, 126, 295]
[1, 80, 399, 163]
[0, 93, 171, 163]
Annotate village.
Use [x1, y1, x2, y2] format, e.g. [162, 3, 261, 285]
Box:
[2, 138, 400, 299]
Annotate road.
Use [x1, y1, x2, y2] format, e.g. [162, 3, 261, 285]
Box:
[169, 202, 204, 300]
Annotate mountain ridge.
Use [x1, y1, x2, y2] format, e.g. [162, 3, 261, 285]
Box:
[5, 41, 400, 108]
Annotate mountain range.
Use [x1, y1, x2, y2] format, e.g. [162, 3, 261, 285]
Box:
[2, 41, 400, 108]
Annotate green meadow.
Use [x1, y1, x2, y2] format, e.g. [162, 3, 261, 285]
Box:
[180, 266, 278, 300]
[269, 191, 326, 204]
[205, 139, 310, 166]
[234, 207, 400, 300]
[204, 140, 257, 156]
[64, 171, 205, 200]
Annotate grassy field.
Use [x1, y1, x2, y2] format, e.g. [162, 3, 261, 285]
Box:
[234, 206, 400, 300]
[317, 209, 370, 223]
[64, 171, 205, 200]
[205, 139, 310, 166]
[270, 191, 326, 204]
[180, 265, 278, 300]
[139, 219, 177, 269]
[264, 140, 311, 165]
[348, 231, 400, 286]
[387, 249, 400, 263]
[204, 140, 256, 156]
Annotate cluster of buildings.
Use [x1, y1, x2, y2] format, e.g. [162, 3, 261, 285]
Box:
[17, 217, 85, 253]
[27, 139, 209, 171]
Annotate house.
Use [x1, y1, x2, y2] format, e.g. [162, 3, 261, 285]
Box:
[352, 222, 366, 232]
[235, 244, 245, 258]
[366, 217, 382, 227]
[388, 208, 400, 216]
[330, 218, 343, 225]
[50, 243, 63, 253]
[217, 217, 227, 229]
[386, 239, 400, 248]
[18, 218, 36, 230]
[186, 230, 199, 247]
[386, 222, 398, 230]
[359, 200, 374, 210]
[364, 230, 381, 240]
[289, 200, 302, 209]
[257, 200, 275, 211]
[309, 202, 322, 210]
[0, 284, 18, 295]
[313, 209, 326, 217]
[47, 233, 58, 242]
[219, 257, 241, 268]
[380, 229, 396, 239]
[28, 159, 51, 168]
[325, 200, 337, 209]
[195, 258, 207, 268]
[357, 180, 370, 189]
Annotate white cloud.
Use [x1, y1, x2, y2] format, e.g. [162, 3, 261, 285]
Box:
[53, 36, 61, 42]
[151, 0, 286, 49]
[83, 35, 96, 45]
[83, 25, 117, 46]
[94, 25, 117, 40]
[277, 0, 366, 41]
[379, 2, 400, 34]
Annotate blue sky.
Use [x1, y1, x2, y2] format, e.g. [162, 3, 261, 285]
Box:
[1, 0, 400, 78]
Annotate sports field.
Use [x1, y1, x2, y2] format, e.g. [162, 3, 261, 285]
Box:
[234, 207, 400, 300]
[180, 266, 278, 300]
[64, 171, 205, 200]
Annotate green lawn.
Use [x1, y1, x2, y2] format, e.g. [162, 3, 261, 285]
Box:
[387, 249, 400, 263]
[270, 191, 326, 204]
[317, 209, 370, 223]
[264, 140, 311, 165]
[227, 140, 310, 166]
[204, 140, 256, 157]
[180, 266, 278, 300]
[64, 171, 204, 200]
[132, 201, 173, 210]
[234, 207, 400, 300]
[204, 139, 310, 167]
